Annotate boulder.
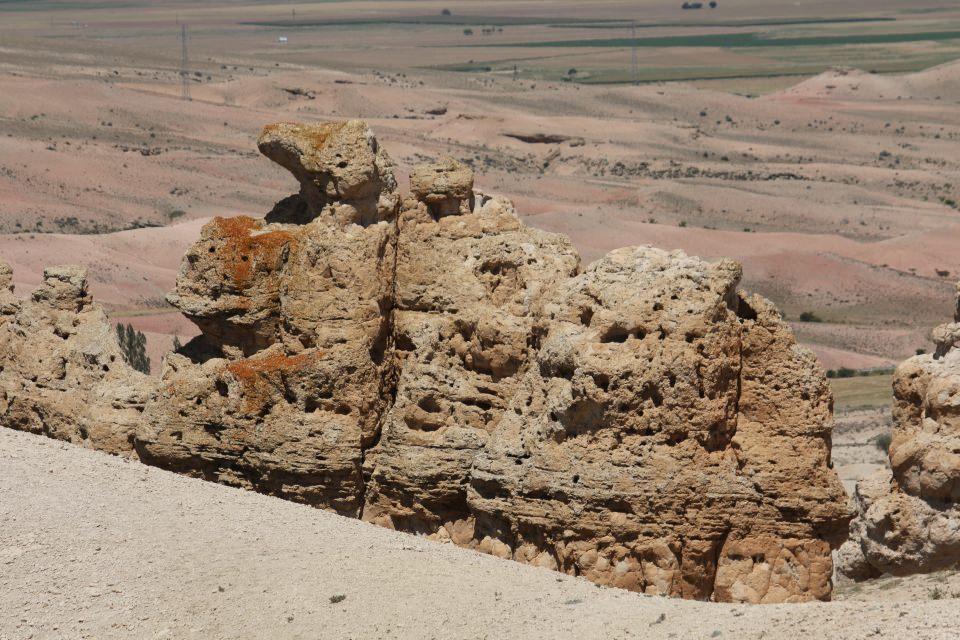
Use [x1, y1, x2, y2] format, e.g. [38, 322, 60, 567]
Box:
[467, 248, 847, 603]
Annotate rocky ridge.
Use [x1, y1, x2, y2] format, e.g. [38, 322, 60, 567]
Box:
[0, 120, 850, 603]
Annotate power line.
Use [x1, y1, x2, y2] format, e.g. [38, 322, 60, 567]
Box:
[180, 24, 190, 101]
[630, 21, 640, 85]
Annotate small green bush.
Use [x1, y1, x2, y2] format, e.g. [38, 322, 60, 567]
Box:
[874, 432, 892, 454]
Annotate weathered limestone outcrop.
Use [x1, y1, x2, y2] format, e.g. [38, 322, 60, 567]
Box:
[408, 157, 476, 218]
[0, 263, 150, 455]
[135, 126, 398, 514]
[468, 249, 846, 602]
[0, 120, 851, 603]
[839, 287, 960, 579]
[361, 193, 579, 537]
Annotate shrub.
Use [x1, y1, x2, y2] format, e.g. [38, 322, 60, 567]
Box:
[799, 311, 823, 322]
[874, 432, 892, 454]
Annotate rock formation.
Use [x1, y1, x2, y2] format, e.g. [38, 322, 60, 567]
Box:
[0, 264, 150, 455]
[0, 120, 851, 603]
[361, 188, 579, 538]
[839, 286, 960, 580]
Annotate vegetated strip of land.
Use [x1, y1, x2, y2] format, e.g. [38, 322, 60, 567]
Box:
[830, 373, 894, 412]
[241, 16, 625, 27]
[487, 30, 960, 49]
[430, 58, 955, 84]
[241, 16, 895, 29]
[551, 17, 897, 29]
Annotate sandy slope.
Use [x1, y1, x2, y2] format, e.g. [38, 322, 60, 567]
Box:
[0, 428, 957, 640]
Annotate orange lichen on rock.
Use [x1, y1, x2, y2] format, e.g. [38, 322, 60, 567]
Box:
[210, 216, 295, 289]
[259, 121, 345, 157]
[226, 351, 319, 414]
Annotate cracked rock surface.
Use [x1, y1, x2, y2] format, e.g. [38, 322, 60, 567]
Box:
[0, 121, 850, 603]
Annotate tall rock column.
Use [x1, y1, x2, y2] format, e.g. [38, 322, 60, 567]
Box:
[361, 161, 580, 540]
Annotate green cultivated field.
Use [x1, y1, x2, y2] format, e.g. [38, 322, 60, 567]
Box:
[830, 374, 894, 413]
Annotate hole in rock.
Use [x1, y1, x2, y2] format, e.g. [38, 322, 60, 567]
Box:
[418, 396, 442, 413]
[600, 326, 630, 343]
[734, 296, 758, 321]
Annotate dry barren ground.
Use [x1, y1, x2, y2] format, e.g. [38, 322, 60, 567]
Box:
[0, 428, 958, 640]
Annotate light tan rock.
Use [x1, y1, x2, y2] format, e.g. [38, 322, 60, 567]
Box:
[0, 264, 150, 455]
[136, 215, 396, 516]
[361, 193, 579, 536]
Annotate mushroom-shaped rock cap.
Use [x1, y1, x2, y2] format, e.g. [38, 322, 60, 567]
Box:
[258, 120, 398, 226]
[409, 157, 475, 218]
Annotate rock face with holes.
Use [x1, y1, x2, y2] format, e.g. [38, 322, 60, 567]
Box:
[467, 248, 848, 603]
[0, 120, 851, 603]
[135, 158, 398, 515]
[839, 287, 960, 580]
[360, 193, 580, 538]
[0, 263, 151, 455]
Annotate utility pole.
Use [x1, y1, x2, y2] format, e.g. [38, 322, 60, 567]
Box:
[630, 21, 640, 85]
[180, 24, 191, 101]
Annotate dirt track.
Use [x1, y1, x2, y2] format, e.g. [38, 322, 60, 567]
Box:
[0, 428, 957, 640]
